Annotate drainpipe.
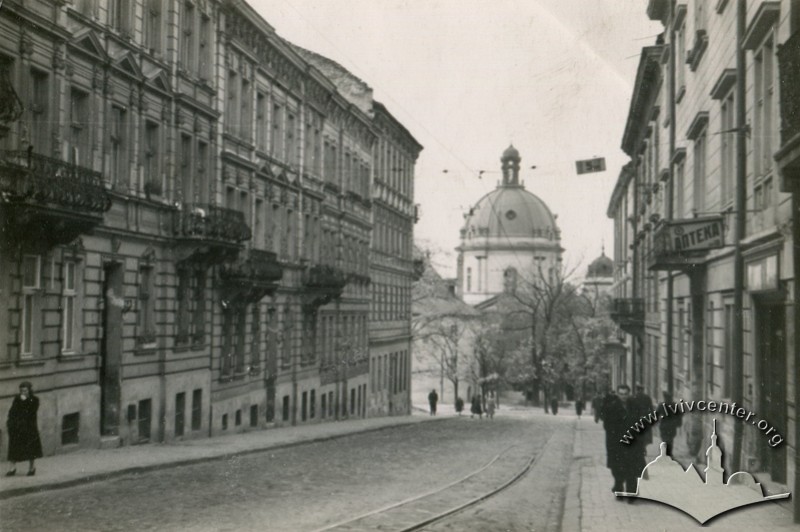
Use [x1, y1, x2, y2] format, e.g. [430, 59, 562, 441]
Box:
[731, 0, 747, 472]
[631, 156, 640, 389]
[665, 2, 677, 399]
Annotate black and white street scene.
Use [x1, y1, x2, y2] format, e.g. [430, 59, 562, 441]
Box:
[0, 1, 799, 530]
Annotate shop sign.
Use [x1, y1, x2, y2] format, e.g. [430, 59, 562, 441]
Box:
[656, 216, 725, 253]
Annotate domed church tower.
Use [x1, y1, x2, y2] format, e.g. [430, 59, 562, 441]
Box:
[456, 146, 563, 305]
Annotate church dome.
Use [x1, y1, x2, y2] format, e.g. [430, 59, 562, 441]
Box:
[462, 186, 560, 241]
[587, 251, 613, 278]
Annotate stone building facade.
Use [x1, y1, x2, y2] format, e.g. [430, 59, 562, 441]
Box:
[0, 0, 420, 456]
[607, 0, 799, 519]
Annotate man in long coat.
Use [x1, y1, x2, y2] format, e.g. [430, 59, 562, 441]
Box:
[602, 384, 646, 495]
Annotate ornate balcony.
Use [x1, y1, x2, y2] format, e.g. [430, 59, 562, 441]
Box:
[776, 31, 800, 192]
[220, 248, 284, 302]
[610, 298, 644, 336]
[0, 150, 111, 251]
[647, 217, 724, 271]
[172, 203, 251, 264]
[302, 264, 348, 309]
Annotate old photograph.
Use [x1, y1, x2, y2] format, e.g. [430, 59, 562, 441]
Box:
[0, 0, 798, 530]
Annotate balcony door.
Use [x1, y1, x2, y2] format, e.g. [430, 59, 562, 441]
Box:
[755, 299, 786, 484]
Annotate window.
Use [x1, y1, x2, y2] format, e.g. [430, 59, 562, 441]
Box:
[753, 34, 775, 216]
[256, 92, 267, 152]
[240, 78, 251, 141]
[250, 405, 258, 427]
[191, 389, 202, 430]
[235, 409, 241, 426]
[144, 122, 159, 193]
[175, 392, 186, 437]
[301, 391, 308, 421]
[675, 160, 685, 218]
[282, 396, 290, 422]
[61, 413, 80, 445]
[271, 103, 283, 159]
[62, 261, 76, 353]
[110, 0, 131, 35]
[30, 70, 49, 153]
[286, 112, 296, 165]
[110, 106, 127, 187]
[76, 0, 95, 17]
[180, 2, 195, 71]
[720, 90, 735, 207]
[226, 69, 238, 134]
[69, 89, 89, 165]
[196, 141, 209, 204]
[251, 304, 261, 369]
[144, 0, 162, 54]
[198, 16, 211, 79]
[692, 128, 706, 213]
[466, 267, 472, 292]
[21, 255, 41, 358]
[222, 413, 228, 430]
[138, 265, 156, 344]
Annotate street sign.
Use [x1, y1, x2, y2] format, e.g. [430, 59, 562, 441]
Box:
[575, 157, 606, 174]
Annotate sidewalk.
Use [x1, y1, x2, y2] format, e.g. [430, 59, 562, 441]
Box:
[0, 411, 442, 500]
[570, 419, 796, 531]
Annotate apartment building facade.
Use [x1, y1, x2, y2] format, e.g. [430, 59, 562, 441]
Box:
[608, 0, 799, 519]
[0, 0, 420, 456]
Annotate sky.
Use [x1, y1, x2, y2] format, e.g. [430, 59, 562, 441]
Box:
[250, 0, 663, 277]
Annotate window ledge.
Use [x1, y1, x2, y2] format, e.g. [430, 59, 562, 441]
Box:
[135, 347, 158, 356]
[687, 30, 709, 72]
[58, 352, 87, 362]
[17, 358, 45, 367]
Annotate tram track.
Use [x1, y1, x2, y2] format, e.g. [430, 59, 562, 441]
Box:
[311, 442, 539, 532]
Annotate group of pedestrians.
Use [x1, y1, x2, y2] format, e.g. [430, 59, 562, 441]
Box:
[427, 389, 496, 419]
[594, 384, 682, 498]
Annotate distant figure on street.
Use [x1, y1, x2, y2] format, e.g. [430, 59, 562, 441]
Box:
[603, 384, 646, 497]
[428, 389, 438, 416]
[591, 391, 605, 423]
[455, 396, 465, 416]
[659, 391, 682, 453]
[470, 394, 483, 419]
[575, 397, 585, 419]
[6, 381, 42, 477]
[550, 397, 559, 415]
[485, 392, 496, 420]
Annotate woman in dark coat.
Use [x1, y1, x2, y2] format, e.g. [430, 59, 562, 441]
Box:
[6, 381, 43, 476]
[470, 394, 483, 419]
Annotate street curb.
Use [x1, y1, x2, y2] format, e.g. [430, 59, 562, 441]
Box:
[562, 425, 583, 532]
[0, 416, 451, 501]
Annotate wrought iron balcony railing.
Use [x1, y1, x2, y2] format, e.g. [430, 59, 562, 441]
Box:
[778, 31, 800, 146]
[172, 203, 251, 243]
[0, 150, 110, 213]
[220, 248, 284, 303]
[302, 264, 348, 309]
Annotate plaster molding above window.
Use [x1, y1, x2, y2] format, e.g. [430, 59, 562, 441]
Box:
[710, 68, 737, 100]
[672, 147, 687, 165]
[672, 3, 687, 30]
[687, 30, 709, 72]
[686, 111, 709, 140]
[743, 2, 780, 50]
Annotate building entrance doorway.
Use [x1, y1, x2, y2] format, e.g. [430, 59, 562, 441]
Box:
[100, 262, 123, 436]
[755, 300, 786, 484]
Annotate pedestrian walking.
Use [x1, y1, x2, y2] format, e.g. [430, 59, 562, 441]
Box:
[659, 391, 682, 454]
[455, 396, 464, 416]
[633, 384, 654, 446]
[575, 397, 585, 419]
[470, 394, 483, 419]
[485, 392, 496, 420]
[428, 389, 438, 416]
[602, 384, 646, 498]
[550, 396, 559, 415]
[6, 381, 42, 477]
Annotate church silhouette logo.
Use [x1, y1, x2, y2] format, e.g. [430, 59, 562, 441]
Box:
[615, 420, 790, 524]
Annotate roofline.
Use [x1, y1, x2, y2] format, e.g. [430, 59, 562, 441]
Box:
[373, 101, 424, 153]
[621, 45, 664, 156]
[607, 162, 634, 218]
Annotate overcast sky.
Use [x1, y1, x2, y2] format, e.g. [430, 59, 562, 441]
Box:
[251, 1, 663, 277]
